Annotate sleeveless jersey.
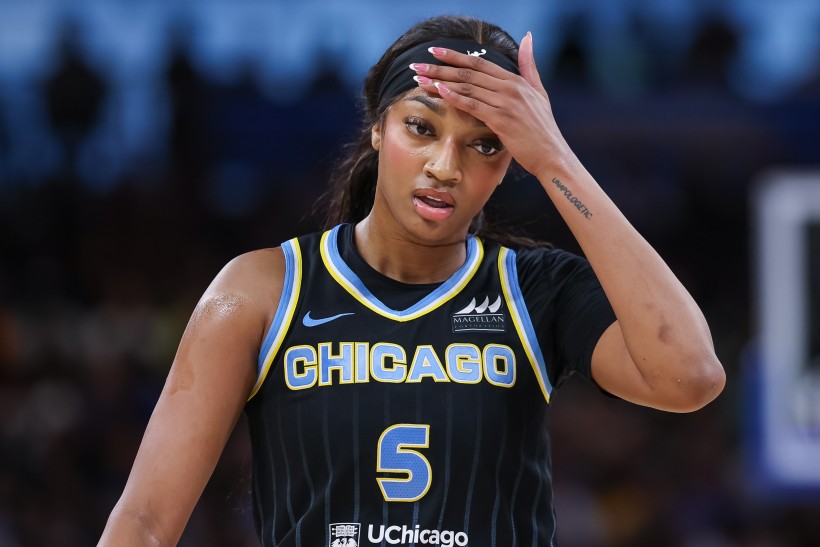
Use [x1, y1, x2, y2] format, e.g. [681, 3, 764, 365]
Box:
[244, 224, 615, 547]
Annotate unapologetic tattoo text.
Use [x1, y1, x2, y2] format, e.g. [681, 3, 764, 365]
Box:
[551, 178, 593, 219]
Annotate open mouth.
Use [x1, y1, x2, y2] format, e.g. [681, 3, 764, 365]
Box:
[413, 190, 455, 221]
[416, 195, 452, 209]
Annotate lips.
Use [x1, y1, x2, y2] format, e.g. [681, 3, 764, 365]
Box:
[412, 188, 455, 221]
[414, 188, 454, 206]
[417, 195, 450, 208]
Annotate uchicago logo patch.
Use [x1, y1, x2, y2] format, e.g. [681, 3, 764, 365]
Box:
[452, 294, 505, 333]
[329, 523, 360, 546]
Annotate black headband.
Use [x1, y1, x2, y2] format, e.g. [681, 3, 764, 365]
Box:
[377, 38, 519, 107]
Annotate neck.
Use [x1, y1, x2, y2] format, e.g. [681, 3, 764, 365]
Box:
[354, 217, 468, 284]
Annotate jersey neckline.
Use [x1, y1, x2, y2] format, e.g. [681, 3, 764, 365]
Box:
[319, 224, 484, 322]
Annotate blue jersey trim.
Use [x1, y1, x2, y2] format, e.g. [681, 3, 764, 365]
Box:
[249, 238, 302, 400]
[499, 247, 552, 403]
[320, 224, 483, 322]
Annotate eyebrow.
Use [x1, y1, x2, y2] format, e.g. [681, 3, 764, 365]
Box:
[405, 95, 487, 127]
[406, 95, 442, 114]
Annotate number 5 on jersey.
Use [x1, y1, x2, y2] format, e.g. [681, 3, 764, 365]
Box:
[376, 424, 431, 502]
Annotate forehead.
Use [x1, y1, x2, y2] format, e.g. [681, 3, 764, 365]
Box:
[393, 88, 487, 128]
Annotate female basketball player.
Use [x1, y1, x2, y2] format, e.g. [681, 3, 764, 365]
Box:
[99, 15, 725, 546]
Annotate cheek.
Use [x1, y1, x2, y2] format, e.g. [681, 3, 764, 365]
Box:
[380, 126, 424, 177]
[464, 161, 510, 195]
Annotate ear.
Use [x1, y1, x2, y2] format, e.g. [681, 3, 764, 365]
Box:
[371, 123, 382, 151]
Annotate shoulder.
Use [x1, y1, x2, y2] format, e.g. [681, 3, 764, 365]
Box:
[479, 237, 577, 280]
[208, 247, 285, 300]
[510, 245, 588, 281]
[194, 247, 287, 340]
[203, 226, 331, 309]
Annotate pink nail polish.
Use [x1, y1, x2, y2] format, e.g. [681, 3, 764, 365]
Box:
[409, 63, 429, 73]
[427, 47, 447, 56]
[413, 75, 432, 85]
[434, 82, 450, 94]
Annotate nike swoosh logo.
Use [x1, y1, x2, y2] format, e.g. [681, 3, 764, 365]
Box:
[302, 311, 355, 327]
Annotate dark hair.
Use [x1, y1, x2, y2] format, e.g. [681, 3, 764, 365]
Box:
[319, 15, 547, 249]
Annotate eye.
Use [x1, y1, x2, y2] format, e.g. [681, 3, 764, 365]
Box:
[405, 116, 435, 137]
[471, 138, 504, 156]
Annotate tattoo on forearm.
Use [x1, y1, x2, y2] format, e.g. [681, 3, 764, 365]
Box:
[551, 178, 593, 219]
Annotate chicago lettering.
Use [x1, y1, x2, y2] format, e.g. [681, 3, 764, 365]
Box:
[285, 342, 516, 390]
[367, 524, 468, 546]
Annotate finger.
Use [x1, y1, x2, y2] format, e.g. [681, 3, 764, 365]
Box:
[518, 32, 548, 96]
[413, 75, 506, 108]
[410, 62, 505, 92]
[427, 46, 514, 80]
[430, 80, 497, 121]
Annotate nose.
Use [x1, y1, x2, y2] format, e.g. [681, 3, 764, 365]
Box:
[424, 138, 462, 184]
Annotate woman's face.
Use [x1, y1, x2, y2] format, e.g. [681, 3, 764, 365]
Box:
[369, 87, 512, 245]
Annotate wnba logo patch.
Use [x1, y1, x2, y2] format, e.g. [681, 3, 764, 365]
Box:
[452, 294, 505, 333]
[329, 523, 360, 546]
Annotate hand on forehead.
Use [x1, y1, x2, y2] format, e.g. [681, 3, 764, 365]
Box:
[378, 39, 518, 106]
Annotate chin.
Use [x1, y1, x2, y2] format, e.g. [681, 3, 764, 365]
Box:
[402, 216, 471, 247]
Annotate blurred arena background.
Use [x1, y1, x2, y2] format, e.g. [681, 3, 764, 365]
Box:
[1, 0, 819, 545]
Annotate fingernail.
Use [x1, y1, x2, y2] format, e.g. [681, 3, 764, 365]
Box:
[413, 75, 432, 85]
[409, 63, 429, 73]
[428, 47, 447, 56]
[433, 81, 450, 94]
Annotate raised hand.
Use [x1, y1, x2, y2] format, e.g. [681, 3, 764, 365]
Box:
[410, 33, 574, 181]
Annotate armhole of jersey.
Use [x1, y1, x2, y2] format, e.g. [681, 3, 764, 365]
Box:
[248, 238, 302, 401]
[498, 247, 553, 404]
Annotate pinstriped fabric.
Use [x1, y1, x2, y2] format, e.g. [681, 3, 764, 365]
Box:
[463, 389, 483, 534]
[530, 435, 545, 547]
[243, 225, 613, 546]
[352, 388, 361, 524]
[411, 387, 423, 533]
[543, 441, 558, 547]
[295, 405, 314, 544]
[510, 430, 528, 546]
[436, 388, 454, 532]
[277, 397, 297, 534]
[490, 404, 509, 546]
[260, 416, 278, 545]
[321, 397, 332, 543]
[530, 469, 543, 547]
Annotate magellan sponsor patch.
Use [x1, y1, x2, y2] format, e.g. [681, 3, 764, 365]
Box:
[451, 294, 505, 333]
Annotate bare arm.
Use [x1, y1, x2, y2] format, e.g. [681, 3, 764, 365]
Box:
[542, 164, 724, 412]
[98, 248, 284, 545]
[414, 34, 725, 412]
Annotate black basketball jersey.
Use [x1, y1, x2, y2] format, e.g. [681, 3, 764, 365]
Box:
[244, 224, 615, 547]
